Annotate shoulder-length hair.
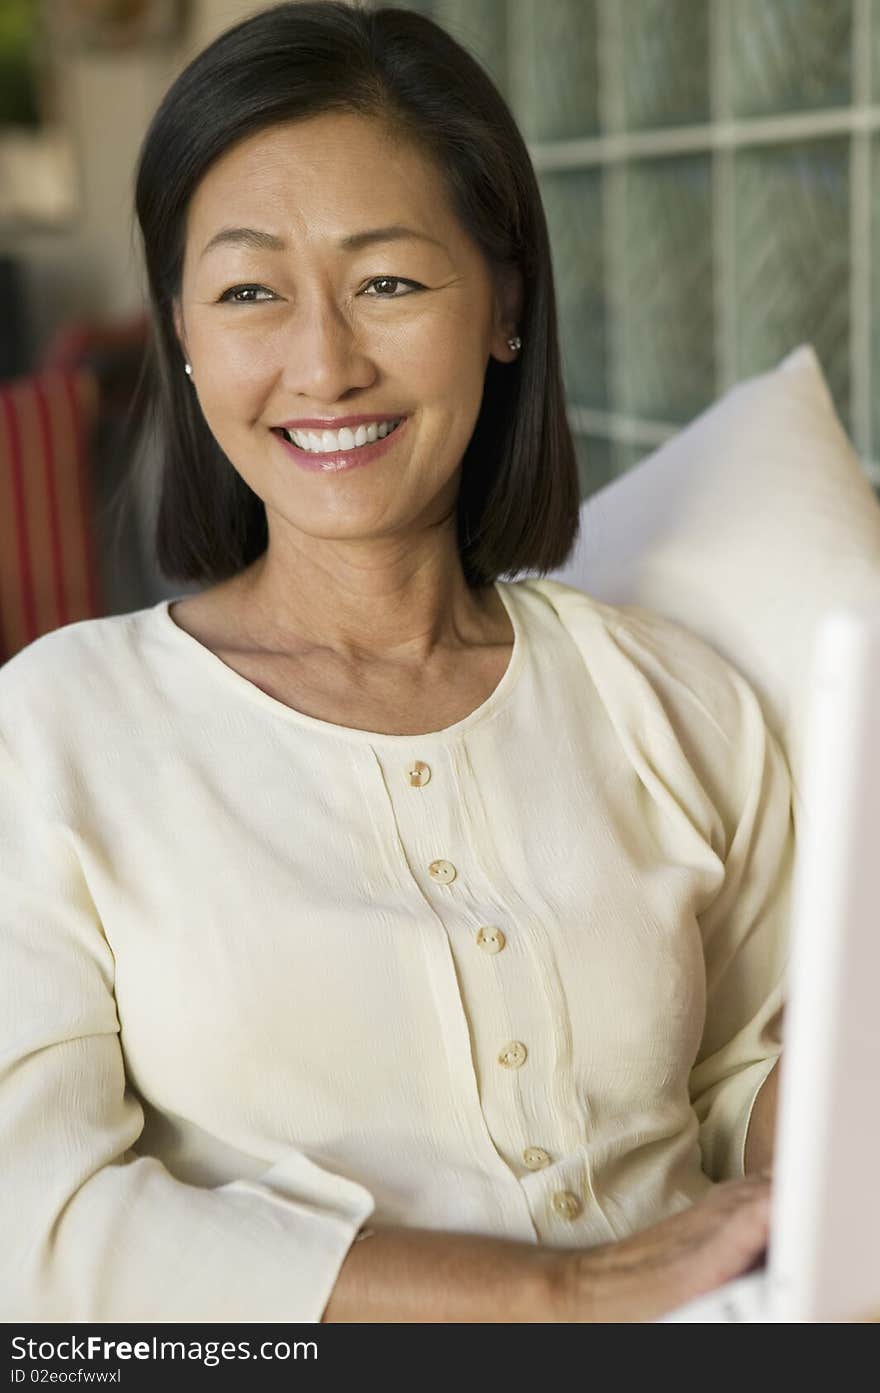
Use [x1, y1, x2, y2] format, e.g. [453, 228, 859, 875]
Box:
[121, 0, 580, 590]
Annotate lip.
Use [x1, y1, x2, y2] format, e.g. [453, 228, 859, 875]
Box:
[277, 413, 407, 430]
[272, 416, 409, 472]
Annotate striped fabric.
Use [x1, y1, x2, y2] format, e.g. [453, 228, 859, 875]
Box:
[0, 369, 105, 666]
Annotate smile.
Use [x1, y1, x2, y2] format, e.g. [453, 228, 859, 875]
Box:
[272, 415, 410, 473]
[280, 418, 404, 454]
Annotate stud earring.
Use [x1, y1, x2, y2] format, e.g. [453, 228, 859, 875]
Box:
[184, 362, 193, 377]
[507, 335, 522, 352]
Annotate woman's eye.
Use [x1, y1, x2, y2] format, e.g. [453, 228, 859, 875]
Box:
[218, 285, 275, 303]
[217, 278, 423, 304]
[363, 277, 422, 298]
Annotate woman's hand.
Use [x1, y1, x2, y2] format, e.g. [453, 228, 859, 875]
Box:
[553, 1176, 771, 1323]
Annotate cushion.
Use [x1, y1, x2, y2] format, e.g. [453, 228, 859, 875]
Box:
[543, 345, 880, 803]
[0, 368, 105, 666]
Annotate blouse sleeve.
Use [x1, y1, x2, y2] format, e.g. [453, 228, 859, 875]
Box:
[0, 731, 375, 1323]
[687, 702, 794, 1182]
[594, 598, 795, 1186]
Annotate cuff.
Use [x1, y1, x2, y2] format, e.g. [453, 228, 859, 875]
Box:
[733, 1053, 782, 1179]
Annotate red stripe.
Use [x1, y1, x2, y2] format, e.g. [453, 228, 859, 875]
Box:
[0, 401, 9, 664]
[61, 370, 102, 618]
[32, 374, 68, 629]
[0, 386, 38, 645]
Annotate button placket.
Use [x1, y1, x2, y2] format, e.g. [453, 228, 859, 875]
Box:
[395, 729, 582, 1231]
[378, 743, 550, 1182]
[448, 742, 593, 1198]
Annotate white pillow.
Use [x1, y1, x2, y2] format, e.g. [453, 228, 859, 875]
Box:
[541, 346, 880, 799]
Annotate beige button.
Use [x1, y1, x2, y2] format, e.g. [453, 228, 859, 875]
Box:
[498, 1040, 528, 1069]
[551, 1190, 582, 1220]
[523, 1146, 552, 1170]
[475, 926, 506, 955]
[406, 760, 431, 787]
[428, 859, 457, 884]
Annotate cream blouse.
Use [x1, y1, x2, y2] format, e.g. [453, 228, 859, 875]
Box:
[0, 578, 792, 1323]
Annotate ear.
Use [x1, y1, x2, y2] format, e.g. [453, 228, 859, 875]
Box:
[172, 300, 188, 361]
[489, 262, 524, 364]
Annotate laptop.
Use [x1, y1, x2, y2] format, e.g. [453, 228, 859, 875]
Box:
[659, 605, 880, 1323]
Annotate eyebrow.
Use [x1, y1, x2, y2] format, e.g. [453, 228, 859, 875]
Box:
[198, 223, 446, 260]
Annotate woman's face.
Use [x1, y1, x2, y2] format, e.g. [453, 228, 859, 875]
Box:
[174, 112, 520, 551]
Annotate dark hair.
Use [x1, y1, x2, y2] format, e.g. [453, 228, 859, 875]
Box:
[119, 0, 580, 590]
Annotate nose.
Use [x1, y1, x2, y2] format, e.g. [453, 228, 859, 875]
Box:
[282, 291, 374, 403]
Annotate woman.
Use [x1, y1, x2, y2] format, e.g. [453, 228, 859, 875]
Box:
[0, 2, 786, 1323]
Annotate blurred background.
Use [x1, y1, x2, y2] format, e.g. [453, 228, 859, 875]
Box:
[1, 0, 878, 661]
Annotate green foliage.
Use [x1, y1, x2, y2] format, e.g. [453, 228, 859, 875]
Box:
[0, 0, 39, 126]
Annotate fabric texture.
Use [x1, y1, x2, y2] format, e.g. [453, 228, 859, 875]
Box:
[0, 577, 792, 1322]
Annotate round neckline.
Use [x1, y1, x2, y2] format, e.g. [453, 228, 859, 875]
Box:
[155, 579, 526, 743]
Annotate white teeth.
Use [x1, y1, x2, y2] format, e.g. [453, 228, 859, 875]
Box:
[286, 418, 402, 453]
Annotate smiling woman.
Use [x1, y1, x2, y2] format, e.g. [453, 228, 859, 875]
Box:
[128, 2, 578, 613]
[0, 0, 789, 1326]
